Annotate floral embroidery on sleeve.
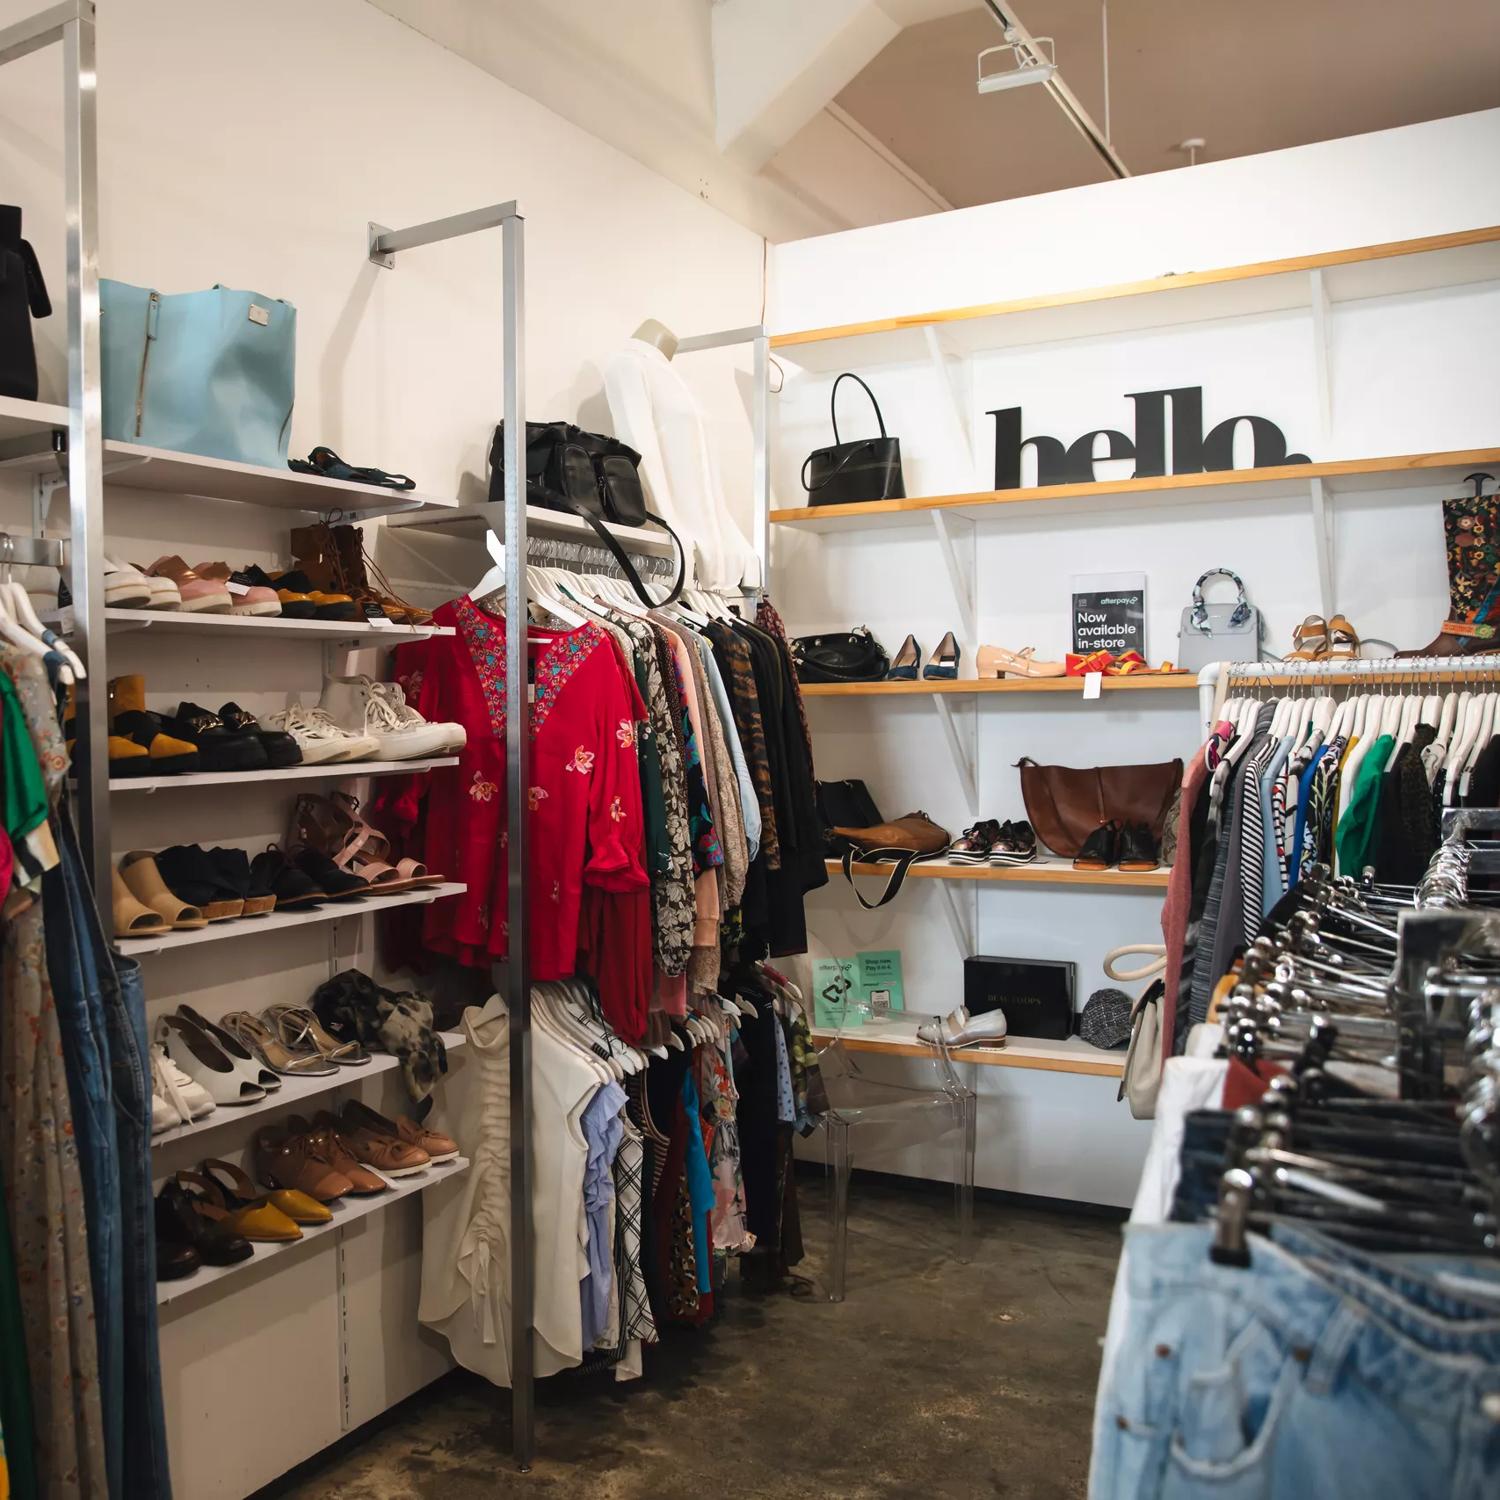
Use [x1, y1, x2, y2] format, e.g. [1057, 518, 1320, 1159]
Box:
[616, 719, 636, 748]
[527, 786, 549, 811]
[610, 794, 625, 823]
[469, 772, 497, 802]
[565, 746, 596, 775]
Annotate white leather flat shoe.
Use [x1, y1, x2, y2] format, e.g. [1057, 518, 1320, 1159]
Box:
[157, 1015, 267, 1107]
[917, 1008, 1008, 1048]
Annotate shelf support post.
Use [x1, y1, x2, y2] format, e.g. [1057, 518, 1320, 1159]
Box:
[1308, 475, 1334, 620]
[923, 325, 971, 455]
[1309, 268, 1332, 440]
[931, 692, 979, 815]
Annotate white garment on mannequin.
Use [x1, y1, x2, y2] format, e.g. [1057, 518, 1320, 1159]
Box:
[603, 337, 761, 590]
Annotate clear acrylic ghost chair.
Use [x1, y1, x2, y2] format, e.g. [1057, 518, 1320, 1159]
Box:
[813, 1022, 977, 1302]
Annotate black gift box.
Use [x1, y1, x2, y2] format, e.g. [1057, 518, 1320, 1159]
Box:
[963, 954, 1075, 1040]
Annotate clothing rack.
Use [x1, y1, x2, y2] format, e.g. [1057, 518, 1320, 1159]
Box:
[1200, 653, 1500, 727]
[526, 531, 675, 579]
[0, 530, 67, 568]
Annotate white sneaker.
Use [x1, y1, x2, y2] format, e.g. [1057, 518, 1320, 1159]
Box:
[370, 679, 465, 753]
[260, 703, 379, 764]
[129, 562, 181, 610]
[319, 675, 449, 761]
[159, 1050, 215, 1118]
[14, 562, 62, 616]
[102, 556, 153, 608]
[150, 1045, 215, 1134]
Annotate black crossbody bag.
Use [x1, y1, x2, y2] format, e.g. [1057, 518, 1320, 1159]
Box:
[488, 420, 685, 605]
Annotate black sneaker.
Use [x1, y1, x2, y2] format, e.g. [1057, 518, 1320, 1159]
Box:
[948, 819, 1001, 864]
[989, 820, 1038, 865]
[219, 702, 302, 768]
[168, 702, 269, 773]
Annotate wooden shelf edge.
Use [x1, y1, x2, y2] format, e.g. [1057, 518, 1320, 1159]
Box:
[830, 858, 1170, 889]
[770, 447, 1500, 527]
[801, 675, 1196, 696]
[813, 1031, 1124, 1076]
[769, 225, 1500, 350]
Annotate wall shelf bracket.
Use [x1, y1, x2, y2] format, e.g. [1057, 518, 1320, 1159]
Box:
[930, 509, 977, 648]
[935, 878, 976, 955]
[931, 691, 979, 814]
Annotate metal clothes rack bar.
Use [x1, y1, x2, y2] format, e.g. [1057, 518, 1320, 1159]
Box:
[1200, 653, 1500, 728]
[0, 0, 108, 910]
[367, 205, 536, 1469]
[0, 532, 67, 568]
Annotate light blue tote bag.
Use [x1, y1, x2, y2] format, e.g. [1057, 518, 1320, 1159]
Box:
[99, 279, 295, 468]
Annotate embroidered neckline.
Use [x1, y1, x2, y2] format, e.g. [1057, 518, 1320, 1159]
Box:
[454, 597, 604, 737]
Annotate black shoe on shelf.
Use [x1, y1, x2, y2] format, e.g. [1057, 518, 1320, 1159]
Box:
[250, 846, 325, 909]
[238, 563, 316, 619]
[218, 702, 302, 768]
[947, 819, 1000, 863]
[205, 847, 277, 917]
[1117, 822, 1161, 873]
[168, 702, 269, 773]
[1073, 820, 1120, 872]
[154, 1180, 251, 1268]
[293, 848, 370, 901]
[989, 820, 1038, 865]
[155, 844, 247, 921]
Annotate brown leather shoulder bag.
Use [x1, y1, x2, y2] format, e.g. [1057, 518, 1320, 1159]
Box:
[832, 811, 949, 908]
[1016, 758, 1183, 858]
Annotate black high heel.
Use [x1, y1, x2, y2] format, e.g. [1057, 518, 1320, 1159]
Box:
[887, 634, 922, 680]
[923, 630, 961, 680]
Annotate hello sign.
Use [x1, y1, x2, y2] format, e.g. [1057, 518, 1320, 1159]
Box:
[988, 385, 1310, 489]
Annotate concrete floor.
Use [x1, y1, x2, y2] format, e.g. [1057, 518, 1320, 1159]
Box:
[271, 1175, 1123, 1500]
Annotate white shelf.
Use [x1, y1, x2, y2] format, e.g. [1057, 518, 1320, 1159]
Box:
[89, 606, 455, 643]
[771, 229, 1500, 371]
[110, 755, 457, 793]
[156, 1155, 470, 1310]
[0, 394, 69, 445]
[6, 436, 460, 519]
[115, 882, 465, 955]
[386, 499, 677, 558]
[150, 1029, 467, 1149]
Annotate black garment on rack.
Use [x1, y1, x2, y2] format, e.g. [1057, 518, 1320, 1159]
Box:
[1375, 725, 1439, 885]
[731, 988, 786, 1250]
[1465, 733, 1500, 809]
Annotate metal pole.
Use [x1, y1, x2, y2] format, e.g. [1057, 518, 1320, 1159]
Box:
[62, 5, 110, 913]
[501, 208, 534, 1471]
[751, 333, 770, 593]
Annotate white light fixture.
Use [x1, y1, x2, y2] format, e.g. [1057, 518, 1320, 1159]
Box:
[977, 31, 1056, 95]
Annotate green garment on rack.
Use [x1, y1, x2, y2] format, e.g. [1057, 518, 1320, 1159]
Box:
[1335, 734, 1394, 880]
[0, 673, 46, 846]
[0, 1179, 39, 1500]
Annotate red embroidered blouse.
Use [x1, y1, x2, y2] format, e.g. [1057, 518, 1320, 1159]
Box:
[381, 598, 651, 1031]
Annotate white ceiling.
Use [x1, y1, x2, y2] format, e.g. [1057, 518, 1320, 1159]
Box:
[367, 0, 1500, 240]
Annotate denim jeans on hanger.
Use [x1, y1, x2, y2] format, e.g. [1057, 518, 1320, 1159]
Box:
[1090, 1221, 1500, 1500]
[109, 952, 172, 1499]
[48, 807, 172, 1497]
[42, 821, 123, 1500]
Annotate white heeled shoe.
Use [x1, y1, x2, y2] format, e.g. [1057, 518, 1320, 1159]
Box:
[917, 1007, 1008, 1048]
[157, 1015, 267, 1107]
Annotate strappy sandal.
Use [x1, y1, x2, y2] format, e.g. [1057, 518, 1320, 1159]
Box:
[327, 790, 443, 892]
[1326, 614, 1361, 660]
[175, 1169, 302, 1242]
[293, 790, 439, 893]
[263, 1003, 371, 1068]
[222, 1010, 338, 1078]
[1285, 614, 1329, 660]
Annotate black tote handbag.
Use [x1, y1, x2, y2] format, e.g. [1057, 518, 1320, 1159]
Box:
[800, 372, 905, 506]
[0, 205, 51, 402]
[791, 627, 889, 683]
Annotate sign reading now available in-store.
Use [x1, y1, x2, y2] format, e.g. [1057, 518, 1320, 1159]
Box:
[987, 385, 1310, 489]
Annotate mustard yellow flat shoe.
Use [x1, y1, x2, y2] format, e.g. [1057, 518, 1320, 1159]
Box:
[177, 1169, 302, 1243]
[201, 1158, 332, 1226]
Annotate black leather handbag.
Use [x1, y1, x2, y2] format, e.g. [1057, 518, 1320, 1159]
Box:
[791, 627, 889, 684]
[488, 420, 685, 606]
[815, 778, 883, 858]
[0, 205, 51, 402]
[800, 372, 905, 507]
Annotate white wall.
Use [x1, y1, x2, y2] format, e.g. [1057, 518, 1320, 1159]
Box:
[771, 111, 1500, 1208]
[0, 1, 764, 1494]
